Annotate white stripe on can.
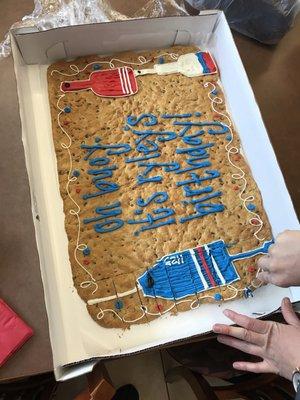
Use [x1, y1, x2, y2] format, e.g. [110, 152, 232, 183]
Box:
[189, 249, 208, 290]
[124, 67, 133, 94]
[204, 245, 226, 285]
[121, 67, 129, 94]
[118, 68, 125, 94]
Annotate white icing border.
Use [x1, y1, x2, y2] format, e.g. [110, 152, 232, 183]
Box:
[204, 81, 265, 241]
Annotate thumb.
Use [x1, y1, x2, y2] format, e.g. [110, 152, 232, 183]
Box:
[281, 297, 300, 327]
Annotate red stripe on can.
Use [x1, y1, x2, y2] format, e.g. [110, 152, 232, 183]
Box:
[196, 246, 217, 287]
[202, 52, 217, 73]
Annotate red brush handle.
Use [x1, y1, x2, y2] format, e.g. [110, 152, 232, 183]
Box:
[61, 79, 91, 92]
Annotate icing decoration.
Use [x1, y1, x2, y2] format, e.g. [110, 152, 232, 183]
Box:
[127, 207, 176, 236]
[93, 64, 102, 70]
[204, 81, 265, 241]
[83, 247, 90, 256]
[115, 300, 124, 310]
[214, 293, 222, 301]
[226, 134, 232, 141]
[64, 106, 72, 113]
[247, 203, 256, 211]
[161, 113, 193, 119]
[248, 265, 256, 273]
[158, 56, 165, 64]
[135, 52, 217, 78]
[61, 67, 138, 98]
[243, 287, 253, 298]
[84, 202, 124, 234]
[72, 170, 80, 177]
[194, 112, 202, 117]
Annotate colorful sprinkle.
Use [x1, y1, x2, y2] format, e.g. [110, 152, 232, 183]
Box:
[123, 125, 130, 131]
[247, 203, 256, 211]
[93, 64, 102, 70]
[214, 293, 222, 301]
[83, 259, 90, 265]
[156, 304, 164, 312]
[250, 218, 260, 226]
[72, 170, 80, 177]
[211, 89, 218, 95]
[158, 56, 165, 64]
[233, 185, 239, 191]
[76, 188, 81, 194]
[244, 288, 253, 298]
[63, 121, 70, 126]
[194, 111, 202, 117]
[248, 265, 256, 273]
[95, 137, 101, 143]
[226, 134, 232, 141]
[115, 300, 123, 310]
[83, 247, 91, 256]
[64, 106, 72, 113]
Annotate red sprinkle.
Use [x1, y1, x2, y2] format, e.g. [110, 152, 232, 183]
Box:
[233, 186, 239, 191]
[63, 121, 70, 126]
[250, 218, 260, 226]
[76, 188, 81, 193]
[248, 265, 256, 273]
[156, 304, 164, 312]
[83, 260, 90, 265]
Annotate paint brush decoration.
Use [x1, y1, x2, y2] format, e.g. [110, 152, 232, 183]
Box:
[60, 52, 217, 98]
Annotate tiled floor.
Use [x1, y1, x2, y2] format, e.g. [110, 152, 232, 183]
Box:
[105, 350, 198, 400]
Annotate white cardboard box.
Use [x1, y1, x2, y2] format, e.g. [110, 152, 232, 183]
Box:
[11, 12, 300, 380]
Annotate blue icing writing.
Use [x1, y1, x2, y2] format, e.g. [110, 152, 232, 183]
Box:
[173, 121, 229, 136]
[176, 143, 214, 158]
[182, 190, 223, 205]
[82, 181, 119, 200]
[137, 175, 162, 185]
[132, 128, 177, 144]
[127, 208, 176, 235]
[194, 112, 202, 117]
[136, 140, 159, 154]
[136, 192, 169, 207]
[138, 162, 180, 177]
[134, 209, 143, 215]
[180, 203, 225, 222]
[89, 157, 110, 166]
[81, 138, 131, 160]
[183, 185, 214, 198]
[176, 170, 220, 187]
[125, 153, 160, 163]
[87, 166, 117, 180]
[127, 114, 158, 126]
[175, 160, 212, 174]
[83, 201, 124, 233]
[161, 113, 193, 119]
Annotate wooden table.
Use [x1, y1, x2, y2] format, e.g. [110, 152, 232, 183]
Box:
[0, 0, 299, 381]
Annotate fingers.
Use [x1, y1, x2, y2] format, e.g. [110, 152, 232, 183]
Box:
[217, 335, 261, 357]
[256, 271, 272, 284]
[257, 255, 270, 271]
[233, 360, 277, 374]
[223, 309, 269, 334]
[281, 297, 300, 327]
[213, 324, 264, 346]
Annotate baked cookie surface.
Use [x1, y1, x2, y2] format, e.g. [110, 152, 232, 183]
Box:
[47, 46, 272, 328]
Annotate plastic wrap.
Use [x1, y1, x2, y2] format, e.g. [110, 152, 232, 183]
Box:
[0, 0, 187, 59]
[185, 0, 300, 44]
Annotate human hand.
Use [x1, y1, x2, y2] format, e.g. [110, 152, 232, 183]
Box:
[212, 298, 300, 380]
[257, 230, 300, 287]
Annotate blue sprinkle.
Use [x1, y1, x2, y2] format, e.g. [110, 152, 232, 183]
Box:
[93, 64, 102, 70]
[134, 209, 143, 215]
[83, 247, 91, 256]
[214, 293, 222, 301]
[158, 56, 165, 64]
[115, 300, 123, 310]
[123, 125, 130, 131]
[244, 288, 253, 298]
[64, 106, 72, 113]
[95, 137, 101, 143]
[225, 134, 232, 141]
[211, 89, 218, 95]
[194, 112, 202, 117]
[72, 170, 80, 177]
[247, 203, 256, 211]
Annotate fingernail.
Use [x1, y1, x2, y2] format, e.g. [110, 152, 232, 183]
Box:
[212, 324, 221, 333]
[223, 309, 231, 317]
[283, 297, 291, 305]
[217, 335, 224, 343]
